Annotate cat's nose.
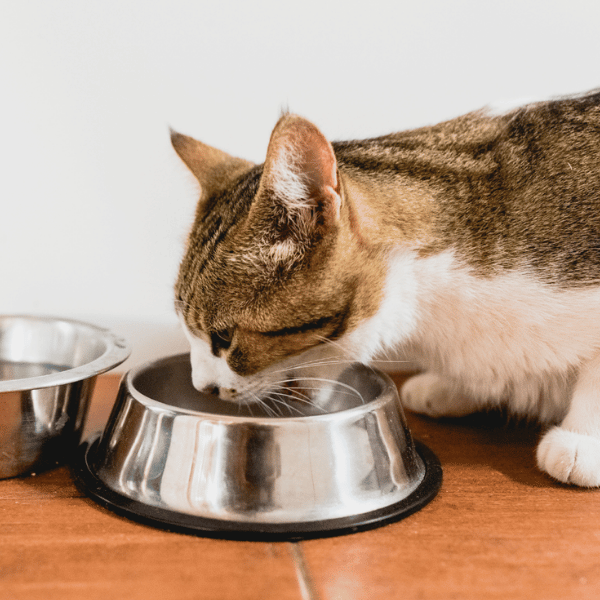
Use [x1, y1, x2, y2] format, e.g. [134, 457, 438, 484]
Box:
[199, 384, 220, 396]
[198, 384, 238, 400]
[218, 387, 238, 401]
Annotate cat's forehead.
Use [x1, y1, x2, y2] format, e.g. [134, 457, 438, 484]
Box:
[177, 235, 348, 334]
[196, 164, 262, 227]
[179, 166, 263, 279]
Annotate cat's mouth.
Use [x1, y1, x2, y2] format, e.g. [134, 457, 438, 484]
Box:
[209, 361, 359, 417]
[216, 375, 318, 405]
[214, 380, 334, 418]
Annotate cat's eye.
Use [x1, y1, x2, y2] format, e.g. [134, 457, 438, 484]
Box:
[210, 329, 233, 356]
[261, 314, 339, 338]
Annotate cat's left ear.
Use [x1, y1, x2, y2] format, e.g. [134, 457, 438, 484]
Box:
[171, 130, 253, 200]
[258, 114, 341, 227]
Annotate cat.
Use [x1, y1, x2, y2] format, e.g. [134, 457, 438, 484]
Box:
[172, 90, 600, 487]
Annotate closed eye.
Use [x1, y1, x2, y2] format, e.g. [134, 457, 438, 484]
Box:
[261, 313, 347, 339]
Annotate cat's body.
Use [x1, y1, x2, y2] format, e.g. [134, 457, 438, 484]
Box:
[173, 90, 600, 487]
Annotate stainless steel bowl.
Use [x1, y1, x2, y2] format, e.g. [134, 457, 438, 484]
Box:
[0, 315, 130, 478]
[75, 353, 441, 540]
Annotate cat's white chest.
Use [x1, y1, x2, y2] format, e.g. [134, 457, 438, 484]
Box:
[348, 249, 600, 420]
[417, 255, 600, 371]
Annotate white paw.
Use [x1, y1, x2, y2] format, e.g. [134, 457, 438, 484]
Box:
[537, 427, 600, 487]
[401, 373, 478, 418]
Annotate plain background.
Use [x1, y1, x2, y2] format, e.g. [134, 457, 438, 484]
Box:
[2, 0, 599, 370]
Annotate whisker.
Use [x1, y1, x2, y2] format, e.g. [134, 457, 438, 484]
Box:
[266, 393, 307, 416]
[297, 378, 366, 405]
[268, 385, 315, 404]
[268, 385, 323, 407]
[252, 391, 281, 417]
[273, 392, 327, 415]
[254, 395, 279, 417]
[268, 379, 362, 400]
[314, 335, 362, 364]
[264, 358, 349, 377]
[265, 349, 356, 373]
[246, 399, 254, 417]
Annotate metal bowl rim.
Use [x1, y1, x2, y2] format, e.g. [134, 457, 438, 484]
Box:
[0, 314, 130, 393]
[123, 352, 400, 425]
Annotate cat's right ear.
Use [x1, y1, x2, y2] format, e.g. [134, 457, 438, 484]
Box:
[257, 114, 342, 230]
[170, 130, 253, 198]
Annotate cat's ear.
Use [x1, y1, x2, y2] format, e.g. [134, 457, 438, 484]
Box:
[170, 130, 253, 198]
[258, 114, 341, 226]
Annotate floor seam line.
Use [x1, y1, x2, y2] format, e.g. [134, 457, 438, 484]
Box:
[289, 542, 320, 600]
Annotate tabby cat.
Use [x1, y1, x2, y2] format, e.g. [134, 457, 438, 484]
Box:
[172, 90, 600, 487]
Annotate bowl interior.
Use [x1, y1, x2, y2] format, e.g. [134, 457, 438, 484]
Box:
[0, 315, 129, 392]
[131, 355, 384, 419]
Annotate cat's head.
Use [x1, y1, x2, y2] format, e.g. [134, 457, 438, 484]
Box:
[172, 114, 388, 402]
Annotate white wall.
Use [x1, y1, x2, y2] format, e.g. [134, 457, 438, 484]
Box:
[2, 0, 599, 371]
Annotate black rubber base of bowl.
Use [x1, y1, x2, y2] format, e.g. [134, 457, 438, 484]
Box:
[72, 436, 442, 542]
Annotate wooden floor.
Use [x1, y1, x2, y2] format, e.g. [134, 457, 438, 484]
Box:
[2, 373, 600, 600]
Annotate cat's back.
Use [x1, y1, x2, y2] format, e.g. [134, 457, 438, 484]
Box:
[334, 90, 600, 175]
[492, 91, 600, 284]
[336, 91, 600, 285]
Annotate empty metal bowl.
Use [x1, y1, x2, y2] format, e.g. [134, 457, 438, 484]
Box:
[0, 315, 130, 478]
[75, 353, 441, 540]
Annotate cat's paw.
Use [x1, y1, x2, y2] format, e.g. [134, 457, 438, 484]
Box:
[401, 373, 478, 418]
[537, 427, 600, 487]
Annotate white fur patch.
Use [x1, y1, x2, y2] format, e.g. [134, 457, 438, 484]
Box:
[342, 248, 600, 487]
[336, 248, 600, 423]
[267, 239, 302, 265]
[537, 427, 600, 486]
[178, 315, 244, 394]
[409, 252, 600, 418]
[271, 141, 311, 211]
[401, 372, 480, 418]
[340, 249, 421, 362]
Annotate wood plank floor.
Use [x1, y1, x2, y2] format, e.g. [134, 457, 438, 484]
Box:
[1, 373, 599, 600]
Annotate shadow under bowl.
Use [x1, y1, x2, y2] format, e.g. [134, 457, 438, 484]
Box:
[74, 353, 441, 540]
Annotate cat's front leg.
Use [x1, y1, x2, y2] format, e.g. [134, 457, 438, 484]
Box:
[401, 372, 480, 418]
[537, 354, 600, 487]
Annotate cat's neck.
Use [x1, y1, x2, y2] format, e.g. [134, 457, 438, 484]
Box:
[339, 167, 438, 252]
[334, 111, 507, 256]
[334, 113, 509, 265]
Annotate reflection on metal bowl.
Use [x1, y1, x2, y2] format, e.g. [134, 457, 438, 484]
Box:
[0, 315, 130, 478]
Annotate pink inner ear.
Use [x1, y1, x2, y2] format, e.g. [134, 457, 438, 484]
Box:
[296, 125, 339, 195]
[264, 115, 340, 212]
